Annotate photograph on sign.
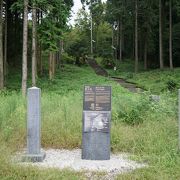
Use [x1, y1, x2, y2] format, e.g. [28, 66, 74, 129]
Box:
[83, 111, 111, 132]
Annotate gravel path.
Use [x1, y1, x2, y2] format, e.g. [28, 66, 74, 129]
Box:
[19, 149, 146, 178]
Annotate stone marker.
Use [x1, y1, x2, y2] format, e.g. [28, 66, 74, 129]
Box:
[149, 95, 160, 102]
[23, 87, 45, 162]
[82, 86, 111, 160]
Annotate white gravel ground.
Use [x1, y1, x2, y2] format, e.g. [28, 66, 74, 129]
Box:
[19, 149, 146, 177]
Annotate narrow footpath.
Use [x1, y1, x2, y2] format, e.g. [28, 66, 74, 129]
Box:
[86, 58, 144, 93]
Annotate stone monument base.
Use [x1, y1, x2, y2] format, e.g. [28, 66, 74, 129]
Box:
[82, 132, 110, 160]
[22, 152, 46, 162]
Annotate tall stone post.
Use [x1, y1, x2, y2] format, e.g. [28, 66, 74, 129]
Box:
[23, 87, 45, 162]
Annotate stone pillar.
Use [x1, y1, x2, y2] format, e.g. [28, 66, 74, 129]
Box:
[23, 87, 45, 162]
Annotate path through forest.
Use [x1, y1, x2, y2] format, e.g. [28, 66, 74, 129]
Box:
[87, 58, 144, 93]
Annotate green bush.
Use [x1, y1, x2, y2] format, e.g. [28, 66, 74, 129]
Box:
[166, 79, 177, 91]
[101, 58, 115, 69]
[115, 95, 150, 125]
[62, 53, 75, 64]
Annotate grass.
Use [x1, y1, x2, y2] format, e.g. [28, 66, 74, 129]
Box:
[108, 59, 180, 95]
[0, 63, 179, 179]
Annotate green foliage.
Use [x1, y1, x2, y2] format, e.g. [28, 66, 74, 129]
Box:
[116, 95, 149, 125]
[100, 58, 115, 69]
[96, 22, 112, 57]
[62, 53, 75, 64]
[64, 9, 90, 58]
[10, 0, 24, 13]
[38, 0, 73, 52]
[166, 79, 178, 91]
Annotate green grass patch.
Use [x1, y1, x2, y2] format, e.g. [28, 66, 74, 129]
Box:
[0, 64, 179, 179]
[108, 59, 180, 95]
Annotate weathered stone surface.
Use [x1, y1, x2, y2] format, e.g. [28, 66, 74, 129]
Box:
[24, 87, 45, 162]
[22, 152, 46, 162]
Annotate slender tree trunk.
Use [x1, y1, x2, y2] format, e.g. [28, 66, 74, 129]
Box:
[118, 18, 122, 62]
[39, 43, 43, 75]
[57, 40, 61, 69]
[49, 52, 53, 80]
[14, 11, 19, 61]
[112, 27, 116, 63]
[52, 53, 55, 77]
[22, 0, 29, 96]
[39, 11, 43, 75]
[32, 4, 37, 86]
[159, 0, 164, 69]
[169, 0, 173, 69]
[119, 18, 123, 62]
[135, 0, 138, 73]
[36, 10, 42, 76]
[0, 0, 4, 89]
[144, 37, 147, 70]
[90, 8, 93, 55]
[115, 21, 118, 60]
[4, 0, 7, 85]
[7, 0, 13, 66]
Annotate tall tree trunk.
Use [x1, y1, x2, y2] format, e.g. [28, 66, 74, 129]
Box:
[119, 17, 123, 62]
[118, 18, 123, 62]
[112, 27, 114, 60]
[4, 0, 7, 85]
[135, 0, 138, 73]
[159, 0, 164, 69]
[169, 0, 173, 69]
[90, 9, 93, 55]
[49, 52, 53, 80]
[39, 43, 43, 75]
[32, 4, 37, 86]
[52, 53, 55, 77]
[36, 10, 42, 76]
[39, 11, 43, 75]
[144, 37, 147, 70]
[57, 40, 61, 69]
[22, 0, 28, 96]
[7, 0, 13, 66]
[0, 0, 3, 89]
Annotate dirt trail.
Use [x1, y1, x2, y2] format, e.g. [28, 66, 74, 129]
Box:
[86, 58, 144, 93]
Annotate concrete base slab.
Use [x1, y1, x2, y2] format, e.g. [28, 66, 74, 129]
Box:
[22, 152, 46, 162]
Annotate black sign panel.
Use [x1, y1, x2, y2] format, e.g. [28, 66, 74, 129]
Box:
[83, 86, 111, 111]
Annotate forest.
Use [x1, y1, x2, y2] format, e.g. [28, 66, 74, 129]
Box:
[0, 0, 180, 93]
[0, 0, 180, 179]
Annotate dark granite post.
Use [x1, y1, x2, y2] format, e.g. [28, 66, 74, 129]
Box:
[82, 86, 111, 160]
